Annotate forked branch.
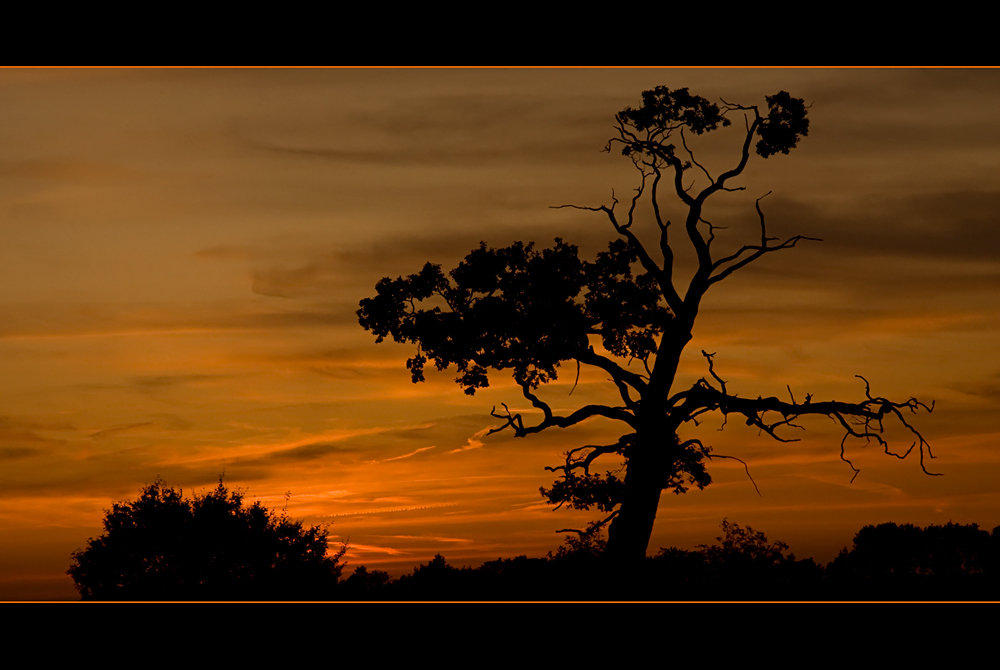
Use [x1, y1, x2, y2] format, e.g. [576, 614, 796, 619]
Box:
[545, 434, 634, 478]
[685, 363, 938, 480]
[708, 193, 822, 286]
[551, 198, 684, 314]
[489, 381, 637, 438]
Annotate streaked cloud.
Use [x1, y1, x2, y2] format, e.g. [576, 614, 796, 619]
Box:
[379, 446, 437, 463]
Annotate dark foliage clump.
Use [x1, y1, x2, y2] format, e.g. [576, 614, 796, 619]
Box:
[336, 520, 1000, 601]
[67, 478, 345, 600]
[337, 522, 820, 601]
[648, 519, 823, 600]
[827, 521, 1000, 599]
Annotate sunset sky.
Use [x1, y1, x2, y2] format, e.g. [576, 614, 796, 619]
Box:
[3, 67, 1000, 599]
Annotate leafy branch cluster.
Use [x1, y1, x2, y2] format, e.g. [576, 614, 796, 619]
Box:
[358, 237, 669, 397]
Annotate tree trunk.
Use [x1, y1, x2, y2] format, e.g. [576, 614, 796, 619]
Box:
[604, 435, 667, 564]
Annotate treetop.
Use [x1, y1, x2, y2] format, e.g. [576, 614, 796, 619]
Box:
[613, 86, 809, 165]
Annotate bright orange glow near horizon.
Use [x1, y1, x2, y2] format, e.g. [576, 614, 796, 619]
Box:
[3, 68, 1000, 599]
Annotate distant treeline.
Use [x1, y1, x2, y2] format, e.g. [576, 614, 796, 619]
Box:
[67, 480, 1000, 600]
[337, 520, 1000, 601]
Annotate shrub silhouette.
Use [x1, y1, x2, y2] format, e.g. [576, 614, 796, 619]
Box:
[67, 478, 345, 600]
[698, 518, 789, 570]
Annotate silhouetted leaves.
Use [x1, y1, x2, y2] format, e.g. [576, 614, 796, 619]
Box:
[699, 518, 789, 567]
[756, 91, 810, 158]
[67, 478, 345, 600]
[615, 87, 730, 164]
[662, 436, 713, 495]
[541, 472, 626, 513]
[612, 86, 808, 166]
[618, 87, 729, 136]
[584, 239, 670, 361]
[358, 238, 668, 395]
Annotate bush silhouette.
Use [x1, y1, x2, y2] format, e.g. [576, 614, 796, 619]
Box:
[67, 478, 345, 600]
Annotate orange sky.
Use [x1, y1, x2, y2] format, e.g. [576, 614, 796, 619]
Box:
[3, 67, 1000, 599]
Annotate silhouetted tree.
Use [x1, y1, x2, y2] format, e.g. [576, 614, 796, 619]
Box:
[359, 86, 936, 564]
[391, 553, 473, 600]
[339, 564, 393, 599]
[549, 529, 608, 561]
[698, 518, 788, 568]
[67, 478, 345, 600]
[827, 521, 999, 598]
[650, 519, 823, 599]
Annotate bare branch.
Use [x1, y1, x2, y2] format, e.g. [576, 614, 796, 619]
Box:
[838, 431, 862, 483]
[699, 105, 761, 199]
[546, 434, 633, 477]
[676, 358, 938, 480]
[568, 358, 581, 396]
[650, 163, 668, 234]
[647, 164, 686, 315]
[677, 437, 760, 496]
[701, 350, 727, 395]
[680, 128, 714, 186]
[489, 381, 637, 438]
[712, 458, 761, 496]
[625, 161, 649, 230]
[698, 216, 727, 251]
[756, 192, 779, 245]
[577, 346, 648, 396]
[707, 194, 822, 286]
[556, 509, 619, 536]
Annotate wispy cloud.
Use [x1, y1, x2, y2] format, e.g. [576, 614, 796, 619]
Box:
[326, 503, 457, 518]
[88, 422, 155, 439]
[449, 427, 491, 454]
[342, 543, 409, 556]
[379, 446, 436, 462]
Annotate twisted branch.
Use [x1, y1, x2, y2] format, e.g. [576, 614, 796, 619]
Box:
[489, 381, 637, 438]
[682, 360, 939, 480]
